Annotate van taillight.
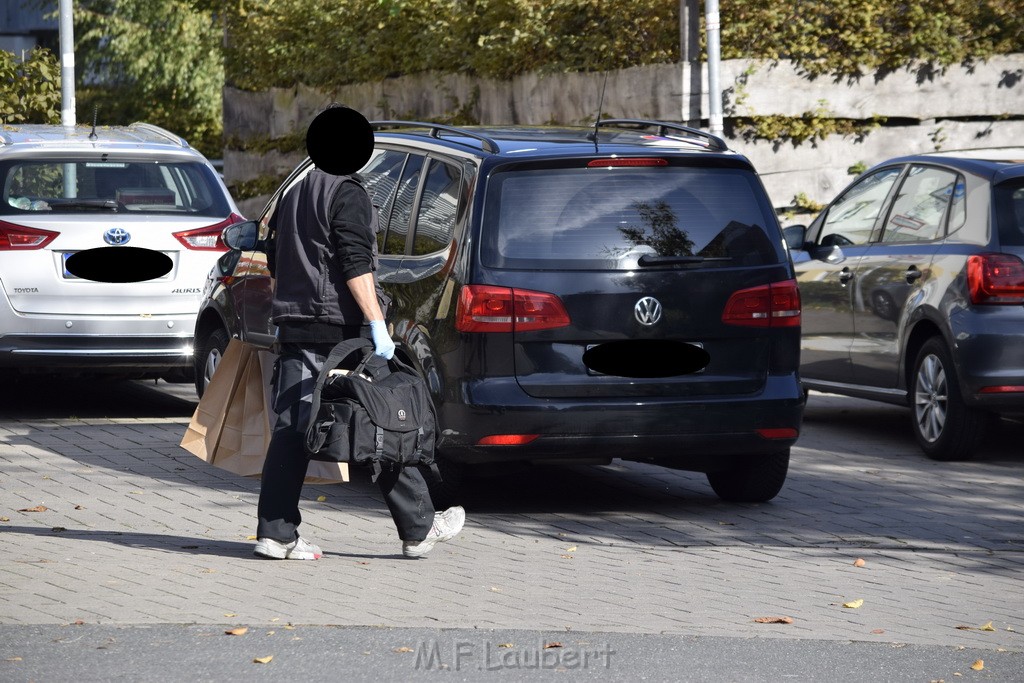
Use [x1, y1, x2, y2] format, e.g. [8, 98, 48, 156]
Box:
[173, 212, 245, 251]
[456, 285, 571, 333]
[967, 253, 1024, 304]
[722, 279, 801, 327]
[0, 220, 59, 250]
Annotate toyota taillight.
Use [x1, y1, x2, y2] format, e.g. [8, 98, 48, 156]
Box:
[0, 220, 59, 250]
[173, 212, 245, 251]
[722, 279, 801, 327]
[967, 253, 1024, 304]
[455, 285, 571, 333]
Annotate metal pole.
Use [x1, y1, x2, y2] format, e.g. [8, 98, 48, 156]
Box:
[705, 0, 723, 135]
[59, 0, 76, 127]
[678, 0, 701, 127]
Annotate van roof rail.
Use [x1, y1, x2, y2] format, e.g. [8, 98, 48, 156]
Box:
[371, 120, 500, 154]
[595, 119, 729, 152]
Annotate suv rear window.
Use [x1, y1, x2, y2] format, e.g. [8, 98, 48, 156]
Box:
[1, 159, 230, 217]
[480, 163, 782, 270]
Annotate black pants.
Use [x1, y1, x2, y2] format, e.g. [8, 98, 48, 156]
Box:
[256, 340, 434, 543]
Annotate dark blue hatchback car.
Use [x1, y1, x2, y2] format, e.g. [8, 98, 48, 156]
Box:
[196, 120, 804, 503]
[787, 149, 1024, 461]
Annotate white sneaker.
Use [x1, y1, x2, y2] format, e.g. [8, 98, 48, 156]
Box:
[402, 506, 466, 558]
[254, 536, 323, 560]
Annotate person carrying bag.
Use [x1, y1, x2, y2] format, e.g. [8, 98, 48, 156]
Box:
[253, 105, 464, 561]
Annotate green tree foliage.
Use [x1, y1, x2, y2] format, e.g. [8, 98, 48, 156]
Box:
[0, 48, 61, 124]
[223, 0, 1024, 91]
[71, 0, 225, 156]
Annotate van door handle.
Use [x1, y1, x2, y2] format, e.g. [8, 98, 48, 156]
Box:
[904, 267, 922, 283]
[838, 267, 854, 284]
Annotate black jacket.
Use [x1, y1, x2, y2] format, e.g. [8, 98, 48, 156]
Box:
[268, 168, 382, 337]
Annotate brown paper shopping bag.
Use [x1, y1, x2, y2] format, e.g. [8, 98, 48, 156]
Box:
[180, 339, 348, 483]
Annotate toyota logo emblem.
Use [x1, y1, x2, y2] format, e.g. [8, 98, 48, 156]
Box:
[104, 227, 131, 245]
[634, 296, 662, 326]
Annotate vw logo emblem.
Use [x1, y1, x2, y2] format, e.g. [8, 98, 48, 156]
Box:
[104, 227, 131, 245]
[634, 296, 662, 326]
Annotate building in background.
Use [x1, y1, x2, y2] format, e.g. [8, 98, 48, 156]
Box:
[1, 0, 58, 57]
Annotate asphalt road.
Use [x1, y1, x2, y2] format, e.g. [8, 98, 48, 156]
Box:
[0, 376, 1022, 682]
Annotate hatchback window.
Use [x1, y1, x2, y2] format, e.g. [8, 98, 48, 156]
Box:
[993, 178, 1024, 247]
[880, 165, 960, 243]
[818, 167, 901, 247]
[481, 164, 781, 270]
[0, 159, 229, 217]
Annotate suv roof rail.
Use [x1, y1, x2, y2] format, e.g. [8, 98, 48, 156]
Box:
[127, 122, 190, 148]
[596, 119, 729, 152]
[372, 120, 500, 154]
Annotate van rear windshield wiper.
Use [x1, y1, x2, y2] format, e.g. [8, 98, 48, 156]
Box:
[637, 254, 733, 266]
[54, 199, 119, 211]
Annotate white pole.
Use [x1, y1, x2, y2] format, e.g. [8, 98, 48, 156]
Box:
[705, 0, 724, 135]
[59, 0, 76, 127]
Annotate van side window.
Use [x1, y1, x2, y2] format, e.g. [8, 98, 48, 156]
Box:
[382, 154, 424, 255]
[411, 160, 461, 256]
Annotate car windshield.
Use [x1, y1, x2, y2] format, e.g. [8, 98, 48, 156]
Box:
[0, 159, 229, 217]
[480, 164, 782, 270]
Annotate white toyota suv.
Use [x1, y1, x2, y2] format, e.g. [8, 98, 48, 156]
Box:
[0, 122, 243, 380]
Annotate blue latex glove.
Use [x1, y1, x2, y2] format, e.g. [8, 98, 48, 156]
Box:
[369, 320, 395, 360]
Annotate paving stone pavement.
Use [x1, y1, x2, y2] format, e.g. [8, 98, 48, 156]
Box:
[1, 381, 1022, 661]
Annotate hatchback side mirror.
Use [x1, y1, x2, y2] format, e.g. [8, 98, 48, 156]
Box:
[783, 224, 808, 251]
[222, 220, 260, 251]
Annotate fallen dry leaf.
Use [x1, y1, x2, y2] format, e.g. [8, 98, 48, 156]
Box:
[566, 546, 577, 552]
[5, 656, 22, 662]
[489, 587, 502, 592]
[854, 558, 866, 568]
[316, 495, 327, 502]
[560, 554, 574, 559]
[753, 616, 794, 624]
[246, 536, 257, 541]
[253, 655, 273, 664]
[18, 506, 47, 513]
[283, 625, 296, 630]
[51, 527, 66, 533]
[842, 599, 864, 609]
[394, 647, 414, 653]
[225, 627, 249, 636]
[543, 642, 563, 649]
[871, 629, 885, 634]
[223, 613, 237, 618]
[971, 659, 984, 671]
[980, 621, 995, 632]
[270, 618, 280, 622]
[74, 505, 84, 510]
[0, 517, 9, 522]
[71, 619, 85, 626]
[498, 643, 513, 648]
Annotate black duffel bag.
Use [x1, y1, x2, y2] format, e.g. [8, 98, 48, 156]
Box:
[304, 337, 437, 481]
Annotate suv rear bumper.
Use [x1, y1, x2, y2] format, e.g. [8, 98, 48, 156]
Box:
[436, 375, 804, 469]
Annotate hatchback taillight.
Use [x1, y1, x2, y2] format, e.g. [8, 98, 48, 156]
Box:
[456, 285, 571, 333]
[722, 279, 801, 327]
[967, 253, 1024, 304]
[0, 220, 59, 250]
[173, 213, 245, 251]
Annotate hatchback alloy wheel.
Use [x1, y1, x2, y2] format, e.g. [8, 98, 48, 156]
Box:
[913, 353, 947, 443]
[910, 336, 987, 461]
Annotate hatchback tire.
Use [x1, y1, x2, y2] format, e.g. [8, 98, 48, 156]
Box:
[706, 449, 789, 502]
[910, 336, 987, 461]
[195, 327, 229, 398]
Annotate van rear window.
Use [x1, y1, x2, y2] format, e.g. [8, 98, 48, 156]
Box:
[480, 165, 782, 270]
